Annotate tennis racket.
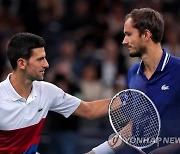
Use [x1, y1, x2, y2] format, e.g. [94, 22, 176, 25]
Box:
[108, 89, 161, 154]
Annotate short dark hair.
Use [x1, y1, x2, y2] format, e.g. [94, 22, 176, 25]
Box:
[7, 32, 46, 70]
[125, 8, 164, 43]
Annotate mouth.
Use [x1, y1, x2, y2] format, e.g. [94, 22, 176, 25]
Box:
[40, 70, 45, 74]
[127, 46, 132, 50]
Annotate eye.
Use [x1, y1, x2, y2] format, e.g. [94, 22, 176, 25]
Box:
[126, 33, 131, 36]
[37, 57, 45, 61]
[124, 32, 131, 37]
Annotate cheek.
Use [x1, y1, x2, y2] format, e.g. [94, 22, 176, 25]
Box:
[26, 64, 38, 73]
[132, 37, 141, 46]
[129, 38, 136, 46]
[131, 33, 140, 44]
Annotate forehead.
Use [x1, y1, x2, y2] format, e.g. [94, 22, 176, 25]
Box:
[124, 18, 137, 33]
[31, 47, 46, 57]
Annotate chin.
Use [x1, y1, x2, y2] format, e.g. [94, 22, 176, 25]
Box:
[129, 52, 142, 58]
[34, 76, 44, 81]
[39, 77, 44, 81]
[129, 53, 137, 57]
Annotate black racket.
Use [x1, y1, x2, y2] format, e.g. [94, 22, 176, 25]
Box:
[108, 89, 161, 154]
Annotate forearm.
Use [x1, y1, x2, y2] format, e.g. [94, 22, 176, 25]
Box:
[86, 134, 125, 154]
[87, 99, 110, 119]
[74, 99, 110, 119]
[86, 133, 146, 154]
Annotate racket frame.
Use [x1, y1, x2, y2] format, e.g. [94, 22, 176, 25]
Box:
[108, 89, 161, 152]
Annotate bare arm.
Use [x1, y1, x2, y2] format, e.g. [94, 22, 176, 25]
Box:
[85, 133, 125, 154]
[86, 133, 144, 154]
[73, 99, 111, 119]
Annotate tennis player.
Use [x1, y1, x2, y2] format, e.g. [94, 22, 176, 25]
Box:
[87, 7, 180, 154]
[0, 32, 110, 153]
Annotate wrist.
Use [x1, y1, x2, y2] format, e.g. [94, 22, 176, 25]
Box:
[92, 141, 115, 154]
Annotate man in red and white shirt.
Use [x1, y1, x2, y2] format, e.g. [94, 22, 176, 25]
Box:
[0, 32, 110, 153]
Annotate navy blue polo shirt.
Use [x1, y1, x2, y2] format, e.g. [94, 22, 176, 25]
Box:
[127, 49, 180, 153]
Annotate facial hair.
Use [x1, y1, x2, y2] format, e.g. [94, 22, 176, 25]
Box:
[26, 61, 44, 81]
[129, 45, 147, 58]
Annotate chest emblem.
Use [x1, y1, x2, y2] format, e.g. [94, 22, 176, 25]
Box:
[161, 84, 169, 91]
[38, 108, 43, 112]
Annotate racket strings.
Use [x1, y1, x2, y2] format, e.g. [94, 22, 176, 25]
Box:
[109, 90, 160, 148]
[132, 92, 159, 134]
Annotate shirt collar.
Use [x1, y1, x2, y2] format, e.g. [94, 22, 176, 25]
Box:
[137, 49, 170, 74]
[3, 73, 37, 102]
[157, 49, 170, 72]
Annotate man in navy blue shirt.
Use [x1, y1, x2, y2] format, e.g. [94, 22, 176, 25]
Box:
[87, 8, 180, 154]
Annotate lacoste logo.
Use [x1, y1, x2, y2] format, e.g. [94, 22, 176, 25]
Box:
[38, 108, 43, 112]
[161, 84, 169, 90]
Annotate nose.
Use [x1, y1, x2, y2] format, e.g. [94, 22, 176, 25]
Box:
[44, 58, 49, 68]
[122, 37, 127, 45]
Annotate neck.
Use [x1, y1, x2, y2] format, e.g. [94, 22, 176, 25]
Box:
[10, 72, 32, 99]
[142, 44, 163, 79]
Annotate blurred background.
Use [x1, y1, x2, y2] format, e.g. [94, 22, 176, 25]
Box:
[0, 0, 180, 153]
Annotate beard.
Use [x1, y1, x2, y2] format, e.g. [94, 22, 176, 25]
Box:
[26, 72, 44, 81]
[129, 45, 147, 58]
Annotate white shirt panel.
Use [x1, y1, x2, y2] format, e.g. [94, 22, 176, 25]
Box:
[0, 74, 81, 130]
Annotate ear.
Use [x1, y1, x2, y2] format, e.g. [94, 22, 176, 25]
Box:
[143, 29, 152, 41]
[17, 58, 27, 70]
